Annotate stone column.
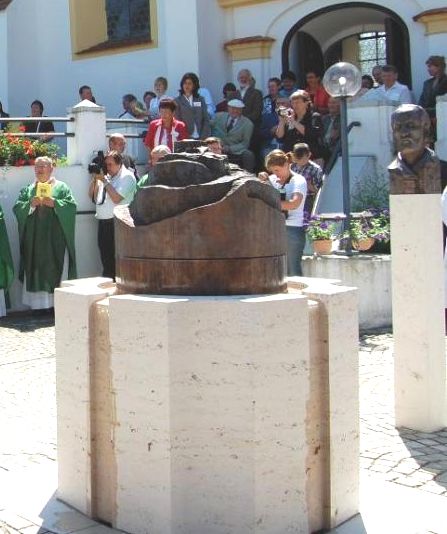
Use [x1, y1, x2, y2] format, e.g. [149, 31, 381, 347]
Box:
[109, 292, 312, 534]
[391, 194, 446, 431]
[66, 100, 106, 167]
[302, 283, 359, 529]
[54, 278, 113, 516]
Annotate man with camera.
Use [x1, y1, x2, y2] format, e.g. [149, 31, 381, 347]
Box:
[88, 150, 136, 280]
[89, 133, 138, 180]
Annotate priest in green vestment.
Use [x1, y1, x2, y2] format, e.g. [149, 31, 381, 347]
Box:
[13, 156, 77, 309]
[0, 203, 14, 316]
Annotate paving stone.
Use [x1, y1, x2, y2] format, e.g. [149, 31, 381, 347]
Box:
[432, 444, 447, 452]
[19, 527, 49, 534]
[416, 439, 441, 446]
[2, 317, 447, 534]
[393, 464, 417, 475]
[424, 461, 447, 471]
[410, 470, 436, 483]
[419, 454, 447, 463]
[0, 513, 33, 531]
[374, 471, 399, 482]
[369, 464, 392, 473]
[434, 472, 447, 484]
[402, 441, 427, 449]
[0, 522, 21, 534]
[393, 477, 423, 488]
[420, 482, 447, 495]
[374, 458, 398, 467]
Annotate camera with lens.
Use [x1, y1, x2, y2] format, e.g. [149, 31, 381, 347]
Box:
[277, 106, 293, 119]
[88, 150, 106, 175]
[280, 189, 288, 219]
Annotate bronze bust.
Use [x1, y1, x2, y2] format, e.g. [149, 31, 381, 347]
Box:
[389, 104, 441, 194]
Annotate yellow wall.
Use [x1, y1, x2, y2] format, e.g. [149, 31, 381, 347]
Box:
[69, 0, 107, 54]
[69, 0, 158, 59]
[342, 35, 360, 68]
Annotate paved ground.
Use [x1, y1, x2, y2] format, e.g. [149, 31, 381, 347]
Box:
[359, 332, 447, 497]
[0, 314, 446, 533]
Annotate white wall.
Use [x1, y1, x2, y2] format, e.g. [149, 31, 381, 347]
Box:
[5, 0, 206, 120]
[3, 0, 447, 127]
[222, 0, 446, 103]
[0, 12, 8, 110]
[196, 0, 231, 101]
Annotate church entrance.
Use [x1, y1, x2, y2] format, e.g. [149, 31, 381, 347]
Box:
[282, 2, 411, 88]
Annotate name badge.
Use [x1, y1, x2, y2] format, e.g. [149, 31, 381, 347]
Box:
[193, 101, 202, 107]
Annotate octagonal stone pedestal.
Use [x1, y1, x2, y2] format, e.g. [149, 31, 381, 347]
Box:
[55, 277, 359, 534]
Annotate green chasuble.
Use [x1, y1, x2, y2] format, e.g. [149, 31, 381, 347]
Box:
[0, 204, 14, 291]
[137, 171, 154, 190]
[13, 180, 77, 293]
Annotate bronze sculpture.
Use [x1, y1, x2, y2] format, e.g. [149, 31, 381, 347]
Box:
[389, 104, 441, 194]
[114, 148, 288, 295]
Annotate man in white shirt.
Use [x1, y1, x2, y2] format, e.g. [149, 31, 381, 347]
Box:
[198, 87, 216, 119]
[361, 65, 413, 105]
[89, 150, 136, 279]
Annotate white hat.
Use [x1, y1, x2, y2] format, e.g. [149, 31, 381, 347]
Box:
[227, 99, 245, 109]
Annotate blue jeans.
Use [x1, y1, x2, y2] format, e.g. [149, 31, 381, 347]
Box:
[286, 226, 306, 276]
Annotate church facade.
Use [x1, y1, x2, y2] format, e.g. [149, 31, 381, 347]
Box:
[0, 0, 446, 117]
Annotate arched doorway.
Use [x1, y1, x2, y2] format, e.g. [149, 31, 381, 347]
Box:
[282, 2, 411, 88]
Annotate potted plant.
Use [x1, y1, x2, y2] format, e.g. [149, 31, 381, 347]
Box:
[306, 216, 337, 255]
[0, 127, 59, 167]
[348, 209, 390, 251]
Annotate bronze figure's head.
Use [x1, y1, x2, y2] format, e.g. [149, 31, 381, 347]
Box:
[391, 104, 431, 161]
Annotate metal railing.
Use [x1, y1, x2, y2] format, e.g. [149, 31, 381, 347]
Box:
[0, 116, 75, 138]
[106, 117, 147, 139]
[106, 118, 146, 124]
[324, 120, 361, 174]
[312, 121, 362, 217]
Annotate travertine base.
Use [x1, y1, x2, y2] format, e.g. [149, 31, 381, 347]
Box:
[55, 278, 359, 534]
[54, 278, 114, 516]
[391, 195, 446, 431]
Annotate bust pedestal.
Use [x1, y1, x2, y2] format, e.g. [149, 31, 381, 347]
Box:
[391, 194, 446, 431]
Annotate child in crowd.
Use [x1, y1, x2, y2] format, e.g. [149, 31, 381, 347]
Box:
[258, 149, 307, 276]
[290, 143, 324, 215]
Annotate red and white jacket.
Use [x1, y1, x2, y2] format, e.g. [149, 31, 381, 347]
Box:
[144, 118, 188, 151]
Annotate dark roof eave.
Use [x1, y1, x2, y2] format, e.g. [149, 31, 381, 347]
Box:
[0, 0, 13, 11]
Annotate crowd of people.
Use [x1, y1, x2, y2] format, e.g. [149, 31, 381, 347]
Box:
[2, 56, 445, 170]
[0, 55, 446, 313]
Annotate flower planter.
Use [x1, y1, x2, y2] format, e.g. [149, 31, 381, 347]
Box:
[312, 239, 333, 255]
[352, 237, 375, 251]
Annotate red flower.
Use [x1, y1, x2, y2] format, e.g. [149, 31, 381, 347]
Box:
[15, 159, 26, 167]
[18, 125, 26, 133]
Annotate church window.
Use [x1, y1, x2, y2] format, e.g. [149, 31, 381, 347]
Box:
[105, 0, 151, 42]
[358, 32, 387, 75]
[69, 0, 157, 59]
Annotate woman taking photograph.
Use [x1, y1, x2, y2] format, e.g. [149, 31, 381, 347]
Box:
[258, 149, 307, 276]
[174, 72, 211, 139]
[275, 90, 323, 161]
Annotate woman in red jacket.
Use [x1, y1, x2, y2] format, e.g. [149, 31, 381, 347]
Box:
[144, 97, 188, 152]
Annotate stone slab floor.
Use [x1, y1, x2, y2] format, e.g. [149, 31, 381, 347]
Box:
[0, 314, 446, 534]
